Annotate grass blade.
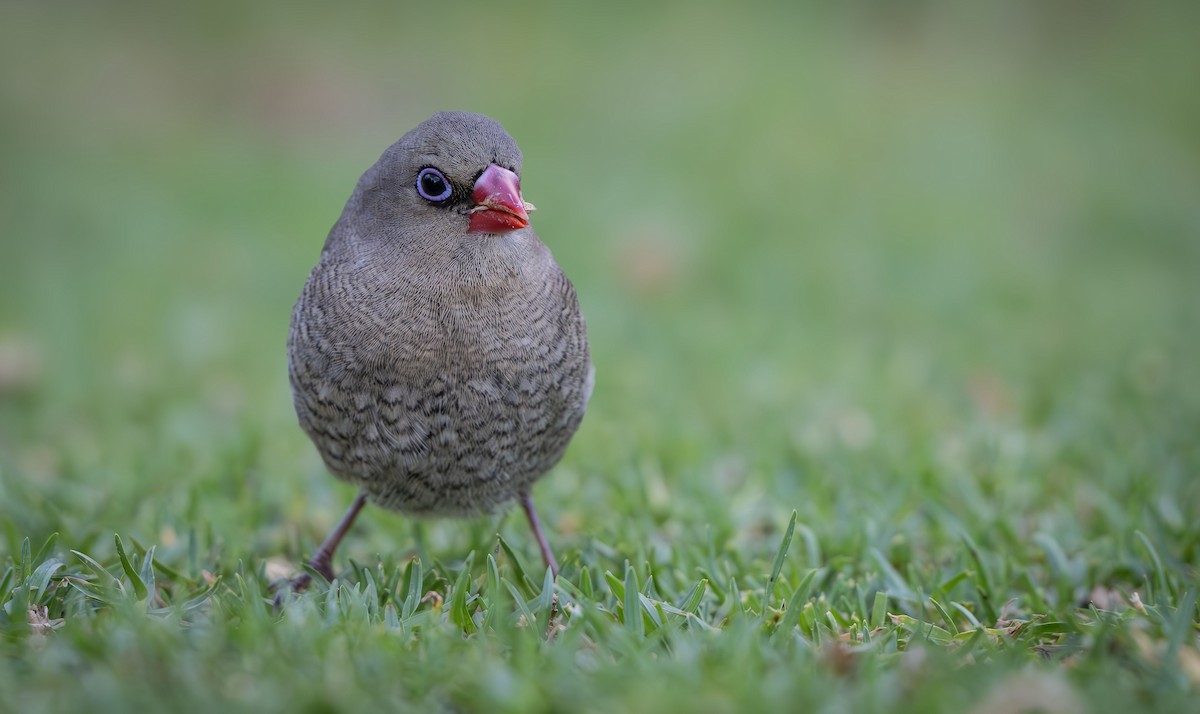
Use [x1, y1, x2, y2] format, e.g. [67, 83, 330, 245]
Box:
[139, 547, 157, 601]
[962, 535, 997, 622]
[71, 550, 117, 582]
[449, 551, 477, 633]
[29, 557, 64, 604]
[605, 570, 625, 602]
[402, 557, 423, 619]
[677, 578, 708, 614]
[486, 553, 501, 600]
[624, 563, 644, 638]
[928, 596, 959, 635]
[114, 534, 148, 601]
[764, 510, 797, 612]
[20, 537, 31, 581]
[503, 577, 535, 626]
[1134, 530, 1172, 602]
[871, 591, 888, 630]
[31, 532, 60, 566]
[580, 566, 593, 601]
[498, 534, 536, 597]
[529, 565, 555, 614]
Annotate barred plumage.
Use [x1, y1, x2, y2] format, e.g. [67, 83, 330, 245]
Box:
[283, 112, 591, 588]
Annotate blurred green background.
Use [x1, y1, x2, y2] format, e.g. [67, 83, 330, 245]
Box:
[2, 0, 1199, 639]
[2, 1, 1199, 710]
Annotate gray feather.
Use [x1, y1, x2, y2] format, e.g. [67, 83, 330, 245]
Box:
[288, 112, 591, 516]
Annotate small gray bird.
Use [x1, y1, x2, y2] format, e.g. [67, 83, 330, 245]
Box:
[285, 112, 591, 589]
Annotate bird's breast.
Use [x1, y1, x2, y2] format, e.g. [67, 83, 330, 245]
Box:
[288, 260, 590, 514]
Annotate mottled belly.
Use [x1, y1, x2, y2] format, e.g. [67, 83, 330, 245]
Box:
[295, 366, 585, 516]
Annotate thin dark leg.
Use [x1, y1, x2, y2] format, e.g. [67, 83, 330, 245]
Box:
[519, 492, 558, 578]
[287, 492, 369, 594]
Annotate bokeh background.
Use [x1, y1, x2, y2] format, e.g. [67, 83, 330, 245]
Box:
[2, 0, 1198, 576]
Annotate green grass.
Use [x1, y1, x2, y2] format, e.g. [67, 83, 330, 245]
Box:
[2, 1, 1199, 712]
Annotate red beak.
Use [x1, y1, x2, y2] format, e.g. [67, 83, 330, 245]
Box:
[468, 164, 532, 234]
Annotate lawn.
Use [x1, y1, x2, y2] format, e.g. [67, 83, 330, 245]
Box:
[2, 2, 1198, 712]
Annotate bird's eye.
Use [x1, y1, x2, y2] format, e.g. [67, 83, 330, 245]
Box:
[416, 167, 453, 202]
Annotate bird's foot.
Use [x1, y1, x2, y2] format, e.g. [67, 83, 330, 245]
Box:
[270, 556, 335, 607]
[272, 492, 368, 607]
[308, 553, 335, 583]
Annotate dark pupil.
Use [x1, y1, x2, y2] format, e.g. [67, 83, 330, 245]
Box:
[421, 172, 446, 197]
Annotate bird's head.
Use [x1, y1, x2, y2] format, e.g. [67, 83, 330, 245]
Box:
[345, 111, 536, 253]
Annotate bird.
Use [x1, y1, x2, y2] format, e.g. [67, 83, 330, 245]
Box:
[284, 111, 592, 592]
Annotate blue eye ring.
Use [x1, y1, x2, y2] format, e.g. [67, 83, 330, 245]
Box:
[416, 167, 453, 202]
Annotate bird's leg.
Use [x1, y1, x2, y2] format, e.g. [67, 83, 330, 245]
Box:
[287, 492, 369, 593]
[519, 492, 558, 578]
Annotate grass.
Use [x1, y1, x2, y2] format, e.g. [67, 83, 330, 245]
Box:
[2, 1, 1199, 712]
